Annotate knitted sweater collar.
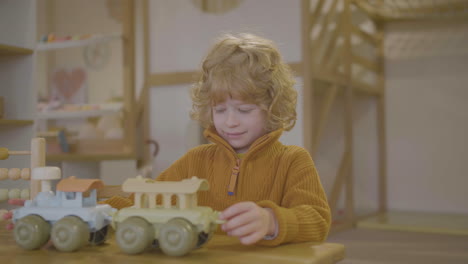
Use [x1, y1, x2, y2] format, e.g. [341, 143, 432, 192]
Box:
[203, 127, 284, 160]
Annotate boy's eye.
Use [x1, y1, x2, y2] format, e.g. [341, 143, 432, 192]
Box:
[238, 108, 252, 113]
[213, 108, 226, 113]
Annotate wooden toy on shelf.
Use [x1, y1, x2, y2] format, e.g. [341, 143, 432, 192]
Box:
[112, 176, 225, 256]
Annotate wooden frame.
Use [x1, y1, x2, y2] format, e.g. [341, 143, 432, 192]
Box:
[302, 0, 387, 232]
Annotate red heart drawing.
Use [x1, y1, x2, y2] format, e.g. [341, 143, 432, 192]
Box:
[53, 69, 86, 102]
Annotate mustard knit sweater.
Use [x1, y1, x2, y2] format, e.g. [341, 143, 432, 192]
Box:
[104, 128, 331, 246]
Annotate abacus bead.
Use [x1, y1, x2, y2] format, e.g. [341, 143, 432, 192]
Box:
[20, 189, 30, 199]
[20, 168, 30, 180]
[8, 189, 21, 199]
[0, 168, 7, 180]
[0, 189, 8, 201]
[8, 168, 21, 180]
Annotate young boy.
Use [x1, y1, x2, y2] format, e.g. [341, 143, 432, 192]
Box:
[106, 33, 331, 246]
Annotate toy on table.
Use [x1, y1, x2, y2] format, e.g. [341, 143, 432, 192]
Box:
[12, 168, 115, 252]
[112, 176, 225, 256]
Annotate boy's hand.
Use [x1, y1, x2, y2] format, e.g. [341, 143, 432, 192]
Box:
[219, 201, 277, 245]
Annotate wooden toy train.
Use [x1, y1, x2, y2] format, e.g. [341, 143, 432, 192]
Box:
[2, 139, 222, 256]
[11, 171, 222, 256]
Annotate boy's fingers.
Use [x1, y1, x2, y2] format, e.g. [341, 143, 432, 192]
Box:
[226, 221, 258, 238]
[239, 231, 263, 245]
[220, 202, 252, 220]
[222, 211, 257, 232]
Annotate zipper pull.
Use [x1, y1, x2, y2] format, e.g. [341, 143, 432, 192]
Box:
[228, 159, 241, 196]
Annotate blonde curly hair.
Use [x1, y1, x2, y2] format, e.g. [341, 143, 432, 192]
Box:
[190, 33, 297, 132]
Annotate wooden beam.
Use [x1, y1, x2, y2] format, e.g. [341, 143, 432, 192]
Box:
[350, 24, 380, 45]
[138, 0, 152, 167]
[376, 22, 387, 214]
[311, 0, 339, 60]
[351, 79, 382, 96]
[122, 0, 136, 155]
[352, 53, 379, 73]
[310, 0, 326, 33]
[318, 13, 344, 68]
[148, 62, 303, 87]
[301, 0, 314, 154]
[148, 71, 200, 87]
[329, 151, 351, 213]
[343, 0, 355, 223]
[312, 84, 338, 155]
[313, 71, 347, 86]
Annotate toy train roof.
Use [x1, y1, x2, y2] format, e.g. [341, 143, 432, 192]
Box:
[122, 176, 209, 194]
[57, 176, 104, 192]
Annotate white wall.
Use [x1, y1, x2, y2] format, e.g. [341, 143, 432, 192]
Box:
[148, 0, 304, 175]
[385, 20, 468, 214]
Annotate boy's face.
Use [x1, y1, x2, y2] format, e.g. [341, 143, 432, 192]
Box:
[212, 98, 267, 154]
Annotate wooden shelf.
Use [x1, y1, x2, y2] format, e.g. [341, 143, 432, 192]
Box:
[0, 119, 34, 126]
[36, 103, 123, 119]
[47, 152, 136, 162]
[0, 44, 33, 55]
[36, 33, 121, 51]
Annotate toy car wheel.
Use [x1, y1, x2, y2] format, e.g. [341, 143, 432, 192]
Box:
[159, 218, 197, 257]
[14, 214, 51, 250]
[115, 217, 153, 254]
[89, 225, 108, 245]
[196, 222, 217, 248]
[51, 216, 89, 252]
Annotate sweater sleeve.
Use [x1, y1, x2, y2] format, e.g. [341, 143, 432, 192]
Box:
[256, 148, 331, 246]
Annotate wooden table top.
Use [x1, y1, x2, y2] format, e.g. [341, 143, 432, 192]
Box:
[0, 226, 345, 264]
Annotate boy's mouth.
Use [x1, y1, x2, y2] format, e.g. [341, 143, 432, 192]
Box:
[224, 132, 245, 139]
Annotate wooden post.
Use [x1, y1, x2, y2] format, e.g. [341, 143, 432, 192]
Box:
[122, 0, 136, 156]
[301, 0, 314, 154]
[30, 138, 46, 199]
[312, 84, 338, 155]
[343, 0, 355, 223]
[376, 22, 387, 214]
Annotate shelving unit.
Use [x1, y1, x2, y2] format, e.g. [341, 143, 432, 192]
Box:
[47, 153, 136, 162]
[0, 44, 33, 55]
[34, 0, 136, 162]
[0, 120, 34, 126]
[36, 33, 121, 51]
[0, 0, 36, 210]
[36, 103, 123, 120]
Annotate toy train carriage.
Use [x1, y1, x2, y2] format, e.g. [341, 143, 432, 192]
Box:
[112, 176, 224, 256]
[13, 170, 115, 252]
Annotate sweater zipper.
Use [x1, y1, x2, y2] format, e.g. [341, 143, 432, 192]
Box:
[227, 158, 241, 196]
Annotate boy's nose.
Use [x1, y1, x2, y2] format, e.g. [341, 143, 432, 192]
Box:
[225, 112, 239, 127]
